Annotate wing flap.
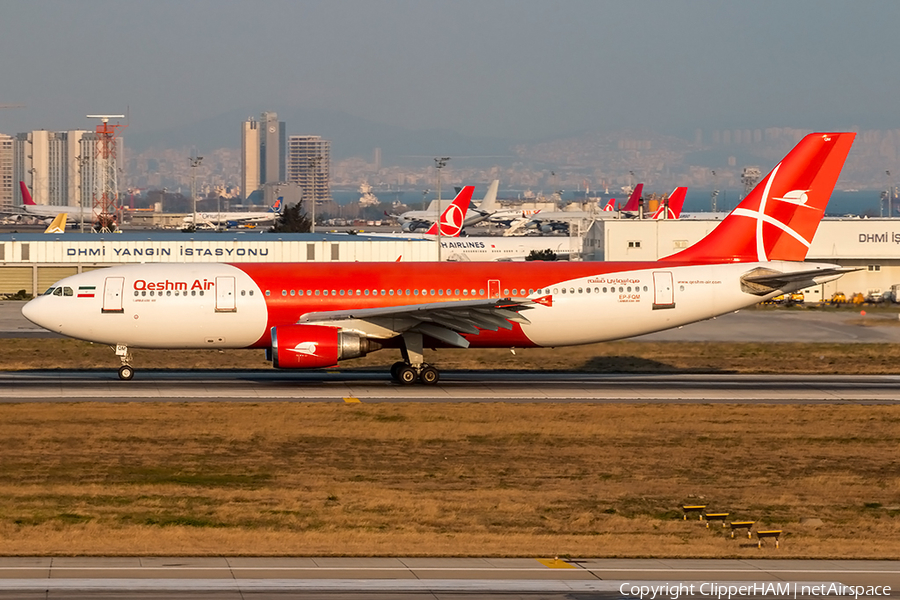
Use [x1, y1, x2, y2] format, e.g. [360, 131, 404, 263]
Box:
[298, 297, 534, 340]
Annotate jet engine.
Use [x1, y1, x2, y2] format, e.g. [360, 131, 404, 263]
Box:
[270, 324, 379, 369]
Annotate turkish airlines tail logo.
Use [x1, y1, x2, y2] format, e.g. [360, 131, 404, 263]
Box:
[662, 133, 855, 263]
[650, 187, 687, 220]
[424, 186, 474, 237]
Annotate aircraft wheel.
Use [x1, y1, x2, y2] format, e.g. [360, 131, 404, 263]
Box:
[390, 361, 407, 382]
[118, 365, 135, 381]
[419, 366, 440, 386]
[397, 365, 418, 385]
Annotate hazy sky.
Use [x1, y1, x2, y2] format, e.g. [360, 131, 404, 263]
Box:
[2, 0, 899, 142]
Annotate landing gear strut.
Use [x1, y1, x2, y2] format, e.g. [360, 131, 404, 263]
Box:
[115, 344, 134, 380]
[390, 332, 441, 385]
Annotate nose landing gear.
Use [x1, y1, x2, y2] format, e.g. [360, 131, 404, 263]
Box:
[115, 344, 134, 380]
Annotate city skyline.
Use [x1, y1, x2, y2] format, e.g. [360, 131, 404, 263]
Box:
[1, 1, 899, 145]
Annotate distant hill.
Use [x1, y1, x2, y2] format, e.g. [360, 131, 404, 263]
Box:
[126, 106, 515, 164]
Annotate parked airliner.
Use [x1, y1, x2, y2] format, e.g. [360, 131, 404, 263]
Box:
[363, 186, 474, 238]
[391, 181, 498, 232]
[510, 183, 644, 235]
[185, 197, 284, 228]
[16, 182, 95, 222]
[22, 133, 856, 385]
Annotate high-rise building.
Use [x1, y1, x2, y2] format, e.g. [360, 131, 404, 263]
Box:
[12, 130, 105, 209]
[241, 118, 260, 201]
[0, 134, 12, 210]
[260, 111, 285, 185]
[241, 111, 285, 201]
[287, 135, 331, 205]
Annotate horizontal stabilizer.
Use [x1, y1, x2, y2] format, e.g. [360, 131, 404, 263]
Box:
[740, 266, 859, 295]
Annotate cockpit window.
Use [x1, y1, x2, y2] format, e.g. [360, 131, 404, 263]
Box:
[63, 287, 73, 297]
[43, 287, 56, 296]
[53, 288, 63, 296]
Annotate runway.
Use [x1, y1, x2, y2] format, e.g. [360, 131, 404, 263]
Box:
[0, 557, 897, 599]
[1, 370, 900, 403]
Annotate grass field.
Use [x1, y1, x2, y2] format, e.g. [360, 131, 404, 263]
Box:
[0, 402, 898, 558]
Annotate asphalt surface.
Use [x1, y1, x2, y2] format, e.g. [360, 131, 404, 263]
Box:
[1, 370, 900, 403]
[0, 557, 897, 599]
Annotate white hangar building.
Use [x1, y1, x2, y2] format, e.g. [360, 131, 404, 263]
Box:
[0, 233, 437, 296]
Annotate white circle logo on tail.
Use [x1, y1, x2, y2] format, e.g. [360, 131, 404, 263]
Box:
[289, 342, 318, 356]
[772, 189, 810, 206]
[731, 165, 813, 261]
[441, 203, 464, 236]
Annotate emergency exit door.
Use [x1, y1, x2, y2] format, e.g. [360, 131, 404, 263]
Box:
[215, 276, 236, 312]
[102, 277, 124, 313]
[652, 271, 675, 310]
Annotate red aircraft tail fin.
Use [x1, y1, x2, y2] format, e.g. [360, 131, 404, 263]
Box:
[651, 187, 687, 220]
[423, 186, 474, 237]
[620, 183, 643, 212]
[662, 132, 855, 263]
[20, 182, 35, 206]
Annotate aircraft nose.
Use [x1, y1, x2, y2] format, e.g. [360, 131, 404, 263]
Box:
[21, 296, 54, 330]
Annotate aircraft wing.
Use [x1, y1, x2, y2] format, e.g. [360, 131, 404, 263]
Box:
[298, 297, 534, 348]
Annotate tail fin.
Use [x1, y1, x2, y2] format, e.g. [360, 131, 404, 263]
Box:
[602, 198, 615, 212]
[43, 213, 67, 234]
[651, 187, 687, 220]
[662, 132, 855, 263]
[620, 183, 643, 212]
[20, 182, 35, 206]
[478, 180, 500, 213]
[270, 196, 284, 213]
[423, 186, 474, 237]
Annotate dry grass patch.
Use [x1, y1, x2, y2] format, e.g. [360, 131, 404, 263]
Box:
[0, 403, 898, 557]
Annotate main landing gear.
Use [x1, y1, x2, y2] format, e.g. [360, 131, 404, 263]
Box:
[391, 331, 440, 385]
[390, 361, 440, 385]
[115, 344, 134, 380]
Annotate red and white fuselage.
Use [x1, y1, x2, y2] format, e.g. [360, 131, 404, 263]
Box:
[23, 259, 843, 350]
[21, 133, 858, 380]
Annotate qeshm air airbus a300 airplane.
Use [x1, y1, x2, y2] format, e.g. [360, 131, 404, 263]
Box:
[23, 133, 856, 385]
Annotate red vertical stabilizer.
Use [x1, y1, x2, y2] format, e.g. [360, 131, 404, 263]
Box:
[662, 132, 855, 263]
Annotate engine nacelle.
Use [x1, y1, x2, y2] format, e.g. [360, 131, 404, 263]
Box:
[270, 324, 377, 369]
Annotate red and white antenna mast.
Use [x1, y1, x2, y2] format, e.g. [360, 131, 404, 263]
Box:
[86, 114, 126, 232]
